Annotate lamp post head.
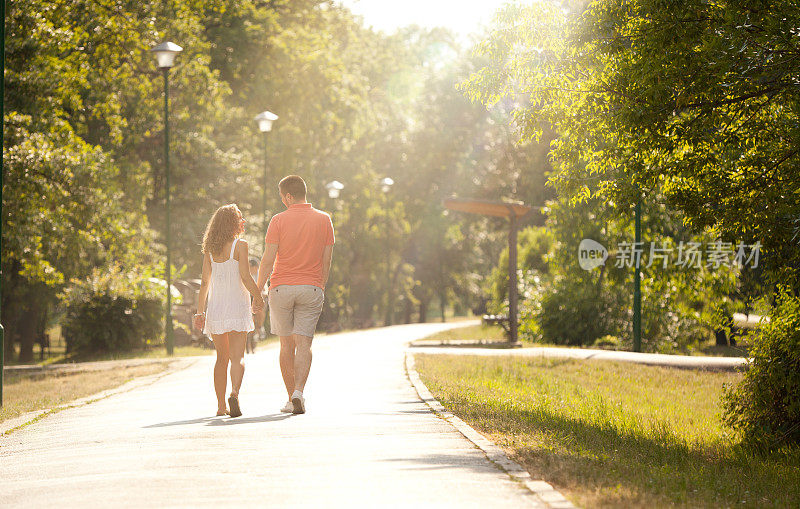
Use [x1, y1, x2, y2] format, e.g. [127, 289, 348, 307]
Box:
[380, 177, 394, 194]
[151, 41, 183, 69]
[326, 180, 344, 199]
[255, 111, 279, 133]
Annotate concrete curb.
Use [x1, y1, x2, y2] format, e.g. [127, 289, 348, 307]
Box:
[1, 358, 199, 436]
[405, 353, 577, 509]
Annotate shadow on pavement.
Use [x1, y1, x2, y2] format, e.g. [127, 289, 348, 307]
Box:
[379, 453, 502, 474]
[144, 413, 293, 428]
[356, 409, 433, 416]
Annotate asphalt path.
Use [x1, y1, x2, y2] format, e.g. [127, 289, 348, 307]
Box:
[0, 322, 542, 508]
[408, 344, 746, 370]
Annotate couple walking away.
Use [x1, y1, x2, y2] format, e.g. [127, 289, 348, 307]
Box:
[193, 175, 335, 417]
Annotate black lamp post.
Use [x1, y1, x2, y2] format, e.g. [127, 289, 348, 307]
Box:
[1, 0, 6, 406]
[151, 41, 182, 355]
[254, 111, 278, 250]
[323, 180, 344, 321]
[380, 177, 394, 326]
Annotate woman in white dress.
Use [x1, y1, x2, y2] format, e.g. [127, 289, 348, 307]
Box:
[194, 204, 265, 417]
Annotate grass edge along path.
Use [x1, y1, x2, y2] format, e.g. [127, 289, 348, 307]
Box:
[413, 354, 800, 509]
[6, 344, 217, 367]
[0, 358, 198, 434]
[406, 353, 576, 509]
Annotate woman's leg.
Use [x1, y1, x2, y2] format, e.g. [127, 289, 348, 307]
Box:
[228, 331, 247, 397]
[212, 333, 230, 414]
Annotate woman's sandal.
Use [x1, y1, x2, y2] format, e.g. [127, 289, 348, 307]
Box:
[228, 394, 242, 418]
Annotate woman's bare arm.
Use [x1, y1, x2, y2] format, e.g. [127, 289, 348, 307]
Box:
[194, 252, 212, 330]
[197, 252, 212, 313]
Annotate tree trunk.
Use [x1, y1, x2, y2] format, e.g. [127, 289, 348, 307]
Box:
[18, 300, 41, 363]
[3, 327, 14, 360]
[2, 261, 23, 360]
[715, 315, 736, 347]
[403, 297, 413, 324]
[439, 291, 446, 323]
[418, 299, 428, 323]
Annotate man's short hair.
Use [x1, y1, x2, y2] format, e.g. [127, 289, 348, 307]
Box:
[279, 175, 307, 199]
[249, 257, 259, 267]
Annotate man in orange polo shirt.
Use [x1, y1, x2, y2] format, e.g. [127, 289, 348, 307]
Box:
[256, 175, 334, 414]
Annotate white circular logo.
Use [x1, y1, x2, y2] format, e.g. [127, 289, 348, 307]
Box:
[578, 239, 608, 270]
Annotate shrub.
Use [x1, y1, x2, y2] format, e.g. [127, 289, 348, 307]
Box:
[61, 267, 164, 355]
[722, 287, 800, 450]
[534, 275, 628, 346]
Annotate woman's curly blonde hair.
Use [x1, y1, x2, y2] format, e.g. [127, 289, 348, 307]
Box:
[202, 204, 244, 256]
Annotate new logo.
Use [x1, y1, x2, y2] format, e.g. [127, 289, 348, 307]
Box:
[578, 239, 608, 271]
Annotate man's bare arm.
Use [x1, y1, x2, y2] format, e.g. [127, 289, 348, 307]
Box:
[257, 243, 279, 292]
[321, 245, 334, 288]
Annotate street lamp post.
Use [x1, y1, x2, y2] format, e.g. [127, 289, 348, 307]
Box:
[254, 111, 278, 250]
[151, 41, 182, 356]
[633, 199, 642, 352]
[1, 0, 6, 406]
[380, 177, 394, 326]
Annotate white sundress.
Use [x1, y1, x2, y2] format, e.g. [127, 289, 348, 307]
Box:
[203, 238, 255, 336]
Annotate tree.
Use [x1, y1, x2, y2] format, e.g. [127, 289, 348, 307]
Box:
[4, 0, 564, 358]
[464, 0, 800, 290]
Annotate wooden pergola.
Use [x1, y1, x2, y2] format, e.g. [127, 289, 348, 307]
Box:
[443, 198, 533, 345]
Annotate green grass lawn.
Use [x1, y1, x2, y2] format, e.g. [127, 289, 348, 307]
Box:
[6, 344, 215, 366]
[415, 355, 800, 508]
[1, 363, 170, 424]
[416, 323, 510, 342]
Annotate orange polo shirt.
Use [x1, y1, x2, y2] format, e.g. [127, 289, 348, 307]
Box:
[265, 203, 334, 289]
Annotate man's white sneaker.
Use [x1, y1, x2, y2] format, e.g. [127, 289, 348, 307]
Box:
[280, 401, 293, 413]
[291, 390, 305, 414]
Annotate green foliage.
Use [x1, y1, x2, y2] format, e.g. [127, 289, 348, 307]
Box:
[465, 0, 800, 288]
[3, 114, 153, 288]
[536, 275, 628, 346]
[490, 198, 739, 350]
[61, 267, 163, 355]
[722, 288, 800, 450]
[5, 0, 548, 360]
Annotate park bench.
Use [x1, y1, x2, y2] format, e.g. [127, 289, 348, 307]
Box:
[482, 314, 510, 336]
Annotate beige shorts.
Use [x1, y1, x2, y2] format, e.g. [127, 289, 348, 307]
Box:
[268, 285, 324, 338]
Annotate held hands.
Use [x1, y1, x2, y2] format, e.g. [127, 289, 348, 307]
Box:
[193, 312, 205, 331]
[252, 295, 266, 313]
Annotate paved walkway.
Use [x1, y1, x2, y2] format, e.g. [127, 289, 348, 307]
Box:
[0, 322, 545, 508]
[408, 344, 746, 370]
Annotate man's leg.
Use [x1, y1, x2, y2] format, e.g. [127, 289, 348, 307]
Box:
[279, 335, 295, 399]
[269, 285, 295, 403]
[293, 334, 313, 393]
[289, 286, 323, 414]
